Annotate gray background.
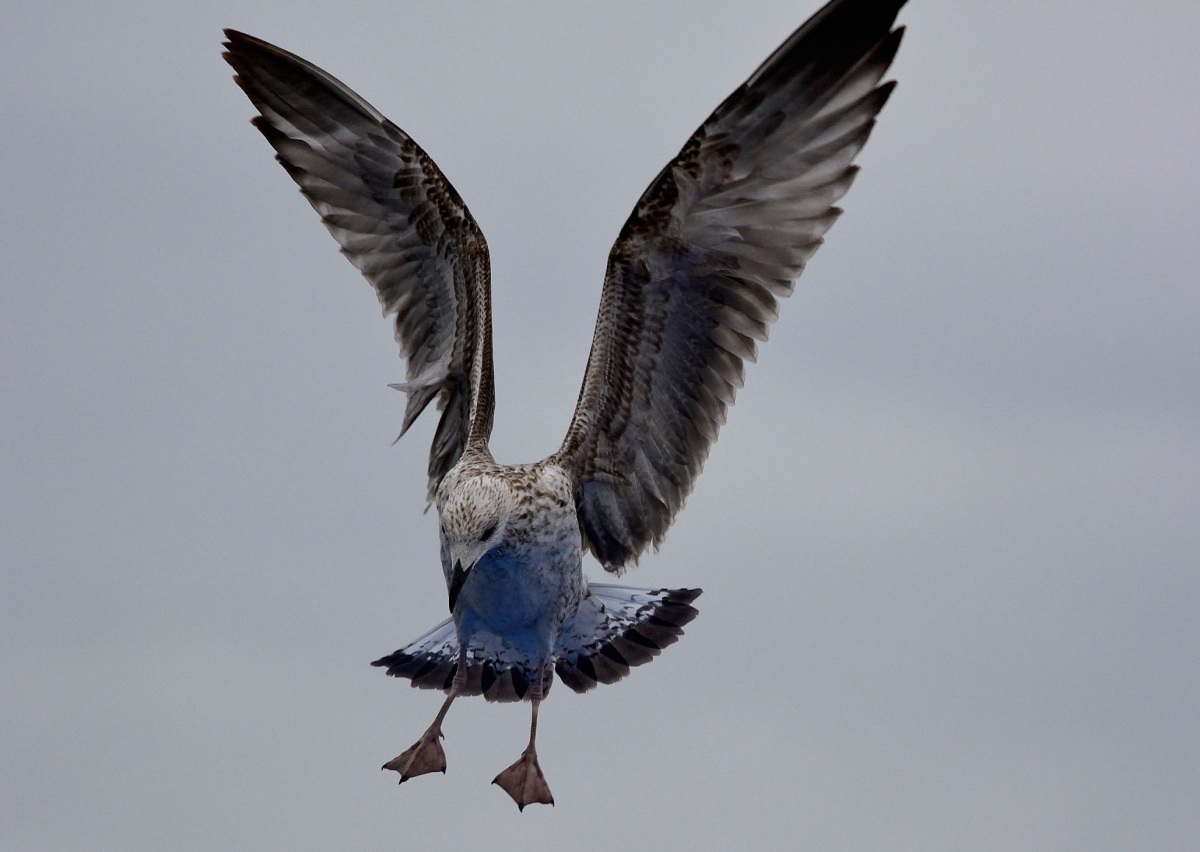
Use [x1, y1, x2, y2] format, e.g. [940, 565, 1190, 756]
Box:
[4, 1, 1198, 849]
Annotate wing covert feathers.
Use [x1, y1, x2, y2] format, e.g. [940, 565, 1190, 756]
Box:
[223, 29, 494, 499]
[555, 0, 907, 572]
[225, 0, 906, 551]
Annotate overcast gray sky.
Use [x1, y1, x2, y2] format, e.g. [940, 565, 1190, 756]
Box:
[4, 1, 1198, 849]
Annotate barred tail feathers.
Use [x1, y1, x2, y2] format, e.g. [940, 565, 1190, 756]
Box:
[371, 583, 701, 701]
[371, 618, 540, 703]
[553, 584, 701, 693]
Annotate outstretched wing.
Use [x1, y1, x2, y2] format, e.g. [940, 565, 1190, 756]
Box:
[554, 0, 907, 572]
[223, 30, 495, 500]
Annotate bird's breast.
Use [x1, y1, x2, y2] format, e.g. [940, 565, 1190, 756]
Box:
[454, 537, 583, 661]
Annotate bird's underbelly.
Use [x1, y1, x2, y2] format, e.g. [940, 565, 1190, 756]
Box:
[454, 546, 581, 662]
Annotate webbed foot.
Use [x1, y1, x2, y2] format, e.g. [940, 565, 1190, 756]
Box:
[382, 726, 446, 782]
[492, 746, 554, 811]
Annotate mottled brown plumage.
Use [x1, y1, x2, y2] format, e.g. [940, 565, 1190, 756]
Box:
[223, 0, 907, 810]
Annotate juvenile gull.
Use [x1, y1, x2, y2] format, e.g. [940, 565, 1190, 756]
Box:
[223, 0, 907, 810]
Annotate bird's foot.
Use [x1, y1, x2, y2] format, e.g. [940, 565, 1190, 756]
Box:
[382, 726, 446, 783]
[492, 746, 554, 811]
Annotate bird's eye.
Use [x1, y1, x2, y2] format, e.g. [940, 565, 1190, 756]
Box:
[479, 525, 496, 542]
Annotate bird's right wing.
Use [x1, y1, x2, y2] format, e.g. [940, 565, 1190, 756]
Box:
[554, 0, 906, 572]
[223, 30, 495, 500]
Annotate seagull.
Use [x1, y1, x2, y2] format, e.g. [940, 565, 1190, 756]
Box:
[223, 0, 907, 810]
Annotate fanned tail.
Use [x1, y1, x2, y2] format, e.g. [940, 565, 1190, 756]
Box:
[371, 619, 540, 703]
[553, 584, 701, 693]
[372, 584, 701, 701]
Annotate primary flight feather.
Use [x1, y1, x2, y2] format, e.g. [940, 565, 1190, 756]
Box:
[223, 0, 907, 810]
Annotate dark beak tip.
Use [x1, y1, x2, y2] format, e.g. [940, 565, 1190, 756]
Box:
[448, 560, 470, 613]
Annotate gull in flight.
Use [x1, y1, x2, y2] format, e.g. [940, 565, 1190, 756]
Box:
[224, 0, 907, 810]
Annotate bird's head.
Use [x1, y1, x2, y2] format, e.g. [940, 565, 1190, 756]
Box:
[439, 475, 513, 612]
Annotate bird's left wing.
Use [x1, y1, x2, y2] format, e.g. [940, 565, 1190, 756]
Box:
[553, 0, 906, 572]
[223, 30, 495, 500]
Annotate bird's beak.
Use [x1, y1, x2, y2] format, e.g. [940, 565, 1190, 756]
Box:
[448, 559, 470, 613]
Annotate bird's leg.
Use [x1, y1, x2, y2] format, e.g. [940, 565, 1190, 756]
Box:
[492, 664, 555, 810]
[382, 646, 467, 783]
